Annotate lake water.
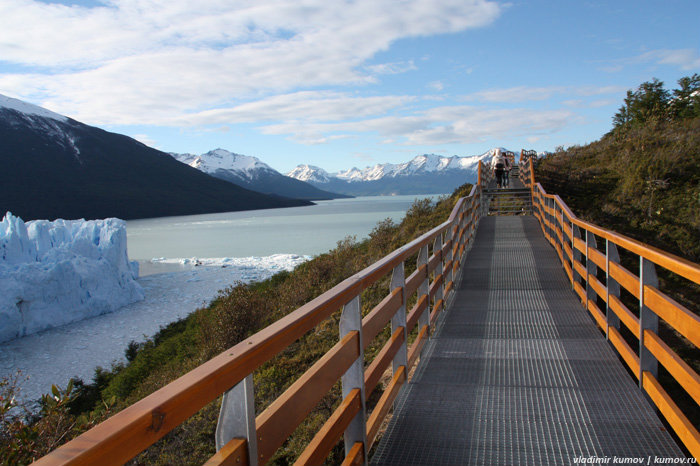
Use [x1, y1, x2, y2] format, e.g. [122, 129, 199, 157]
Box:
[1, 194, 442, 404]
[128, 194, 441, 275]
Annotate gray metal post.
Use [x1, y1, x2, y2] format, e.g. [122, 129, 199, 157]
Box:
[585, 230, 597, 308]
[390, 263, 408, 373]
[639, 258, 659, 387]
[572, 225, 583, 293]
[433, 234, 444, 310]
[216, 374, 258, 466]
[417, 245, 430, 336]
[605, 240, 621, 338]
[445, 226, 454, 294]
[339, 295, 368, 462]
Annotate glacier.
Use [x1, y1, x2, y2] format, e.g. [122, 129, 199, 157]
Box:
[0, 212, 144, 343]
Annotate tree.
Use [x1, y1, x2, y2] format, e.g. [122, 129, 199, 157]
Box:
[671, 73, 700, 119]
[613, 78, 670, 129]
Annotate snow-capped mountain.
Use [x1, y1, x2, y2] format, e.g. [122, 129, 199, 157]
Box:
[286, 151, 501, 196]
[287, 164, 332, 184]
[172, 149, 276, 179]
[0, 94, 311, 221]
[171, 149, 348, 200]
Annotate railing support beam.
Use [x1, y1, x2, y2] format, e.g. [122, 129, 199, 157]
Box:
[340, 294, 368, 464]
[390, 263, 408, 374]
[605, 240, 621, 338]
[216, 374, 258, 466]
[639, 258, 659, 387]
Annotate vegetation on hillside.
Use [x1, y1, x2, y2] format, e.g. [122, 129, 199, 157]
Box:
[1, 185, 471, 465]
[536, 74, 700, 264]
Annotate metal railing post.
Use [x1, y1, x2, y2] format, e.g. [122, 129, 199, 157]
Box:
[572, 225, 583, 294]
[585, 230, 597, 308]
[390, 263, 408, 374]
[417, 245, 430, 338]
[639, 258, 659, 387]
[605, 240, 621, 338]
[433, 234, 444, 313]
[445, 225, 454, 293]
[340, 294, 368, 463]
[216, 374, 258, 466]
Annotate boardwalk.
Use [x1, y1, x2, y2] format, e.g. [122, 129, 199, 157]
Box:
[371, 215, 684, 465]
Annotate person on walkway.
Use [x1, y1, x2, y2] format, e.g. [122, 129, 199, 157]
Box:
[492, 149, 506, 188]
[503, 153, 512, 187]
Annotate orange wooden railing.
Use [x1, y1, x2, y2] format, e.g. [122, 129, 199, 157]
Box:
[521, 156, 700, 460]
[32, 171, 487, 465]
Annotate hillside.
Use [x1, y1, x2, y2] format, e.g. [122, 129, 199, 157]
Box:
[0, 95, 311, 221]
[535, 77, 700, 264]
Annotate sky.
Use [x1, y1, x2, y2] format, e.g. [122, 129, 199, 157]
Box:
[1, 0, 699, 174]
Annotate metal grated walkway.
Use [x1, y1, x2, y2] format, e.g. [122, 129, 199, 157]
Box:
[371, 216, 684, 465]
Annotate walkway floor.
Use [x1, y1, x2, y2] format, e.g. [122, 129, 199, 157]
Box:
[371, 216, 684, 465]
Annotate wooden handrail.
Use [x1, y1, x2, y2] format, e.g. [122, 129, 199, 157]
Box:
[528, 159, 700, 460]
[33, 177, 483, 465]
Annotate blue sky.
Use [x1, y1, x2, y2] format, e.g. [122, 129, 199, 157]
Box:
[1, 0, 699, 173]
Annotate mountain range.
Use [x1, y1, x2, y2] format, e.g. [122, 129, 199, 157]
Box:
[286, 152, 497, 196]
[0, 94, 311, 221]
[170, 149, 349, 200]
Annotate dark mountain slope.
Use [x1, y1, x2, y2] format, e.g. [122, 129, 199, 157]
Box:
[0, 104, 311, 221]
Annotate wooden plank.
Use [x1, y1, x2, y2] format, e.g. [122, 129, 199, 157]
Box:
[564, 261, 573, 283]
[428, 274, 443, 298]
[340, 442, 364, 466]
[406, 294, 428, 334]
[294, 389, 362, 466]
[430, 299, 444, 326]
[361, 288, 403, 350]
[609, 327, 640, 378]
[587, 246, 606, 271]
[427, 253, 441, 274]
[573, 260, 587, 281]
[443, 259, 454, 277]
[407, 325, 429, 370]
[644, 330, 700, 406]
[364, 328, 405, 398]
[644, 285, 700, 348]
[573, 236, 586, 255]
[444, 281, 454, 299]
[609, 261, 640, 299]
[366, 366, 407, 449]
[609, 294, 640, 335]
[643, 371, 700, 461]
[405, 264, 427, 298]
[589, 276, 607, 302]
[204, 438, 248, 466]
[587, 299, 606, 330]
[564, 242, 573, 261]
[256, 331, 361, 465]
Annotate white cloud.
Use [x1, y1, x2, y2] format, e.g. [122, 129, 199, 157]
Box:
[637, 49, 700, 70]
[0, 0, 502, 125]
[600, 49, 700, 73]
[428, 81, 444, 91]
[259, 105, 576, 146]
[365, 61, 417, 76]
[169, 91, 415, 127]
[465, 86, 565, 103]
[462, 85, 626, 104]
